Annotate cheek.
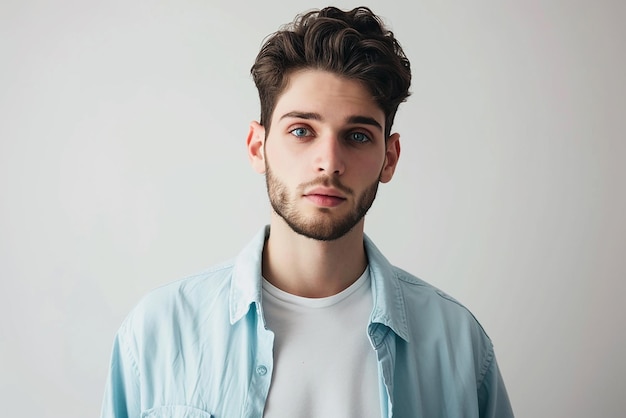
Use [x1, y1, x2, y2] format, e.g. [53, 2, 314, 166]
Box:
[357, 153, 386, 178]
[265, 146, 302, 180]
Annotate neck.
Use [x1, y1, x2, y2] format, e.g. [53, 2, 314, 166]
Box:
[262, 214, 368, 298]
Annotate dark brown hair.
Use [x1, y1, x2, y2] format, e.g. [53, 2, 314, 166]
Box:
[251, 6, 411, 138]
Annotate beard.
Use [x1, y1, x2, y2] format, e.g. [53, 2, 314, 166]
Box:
[265, 164, 380, 241]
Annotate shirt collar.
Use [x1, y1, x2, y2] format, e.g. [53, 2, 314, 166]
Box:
[363, 234, 410, 342]
[229, 226, 410, 342]
[229, 226, 268, 325]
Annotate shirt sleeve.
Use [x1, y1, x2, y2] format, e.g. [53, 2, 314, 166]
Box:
[101, 326, 141, 418]
[477, 353, 514, 418]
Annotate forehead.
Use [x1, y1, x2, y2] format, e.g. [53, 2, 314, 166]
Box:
[271, 69, 385, 126]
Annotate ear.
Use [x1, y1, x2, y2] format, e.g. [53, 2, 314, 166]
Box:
[379, 133, 401, 183]
[247, 121, 266, 174]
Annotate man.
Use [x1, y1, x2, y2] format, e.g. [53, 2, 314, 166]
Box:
[102, 6, 513, 418]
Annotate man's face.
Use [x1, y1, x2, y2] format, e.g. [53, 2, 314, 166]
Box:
[251, 69, 400, 241]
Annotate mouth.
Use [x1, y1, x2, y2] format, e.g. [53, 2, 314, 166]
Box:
[304, 186, 346, 198]
[303, 187, 347, 207]
[303, 193, 346, 207]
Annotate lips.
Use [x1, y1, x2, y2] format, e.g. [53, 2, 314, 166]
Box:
[303, 187, 347, 207]
[305, 187, 346, 199]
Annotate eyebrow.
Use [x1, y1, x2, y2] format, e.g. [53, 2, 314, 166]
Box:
[279, 111, 383, 132]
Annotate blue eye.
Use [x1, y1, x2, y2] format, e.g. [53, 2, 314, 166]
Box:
[290, 127, 311, 138]
[349, 132, 370, 143]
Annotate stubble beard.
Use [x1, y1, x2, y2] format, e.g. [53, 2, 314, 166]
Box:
[265, 164, 380, 241]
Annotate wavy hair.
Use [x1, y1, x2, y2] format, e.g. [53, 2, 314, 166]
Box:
[251, 6, 411, 138]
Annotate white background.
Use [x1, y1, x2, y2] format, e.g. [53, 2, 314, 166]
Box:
[1, 0, 624, 416]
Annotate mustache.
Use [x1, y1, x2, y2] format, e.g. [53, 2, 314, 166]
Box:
[299, 176, 353, 196]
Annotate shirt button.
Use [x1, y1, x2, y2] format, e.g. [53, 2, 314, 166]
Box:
[256, 365, 268, 376]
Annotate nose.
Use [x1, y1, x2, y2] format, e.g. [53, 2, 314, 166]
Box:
[314, 134, 345, 175]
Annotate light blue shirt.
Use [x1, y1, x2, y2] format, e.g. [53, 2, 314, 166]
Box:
[101, 227, 513, 417]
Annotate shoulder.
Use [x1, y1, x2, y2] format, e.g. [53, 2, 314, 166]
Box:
[393, 266, 480, 314]
[118, 259, 236, 341]
[365, 235, 491, 345]
[391, 265, 493, 347]
[387, 267, 513, 415]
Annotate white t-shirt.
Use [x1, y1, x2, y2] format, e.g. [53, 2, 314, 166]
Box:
[262, 268, 380, 418]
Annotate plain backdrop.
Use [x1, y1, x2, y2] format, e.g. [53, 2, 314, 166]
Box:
[1, 0, 624, 417]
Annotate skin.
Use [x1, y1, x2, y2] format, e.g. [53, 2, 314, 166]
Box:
[247, 69, 401, 298]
